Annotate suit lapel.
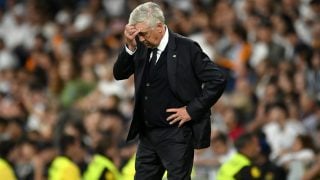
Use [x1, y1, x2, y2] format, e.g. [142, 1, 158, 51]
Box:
[167, 30, 178, 96]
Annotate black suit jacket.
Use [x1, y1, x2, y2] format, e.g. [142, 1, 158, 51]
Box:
[113, 30, 226, 149]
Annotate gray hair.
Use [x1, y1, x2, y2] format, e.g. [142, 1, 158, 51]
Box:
[129, 2, 165, 27]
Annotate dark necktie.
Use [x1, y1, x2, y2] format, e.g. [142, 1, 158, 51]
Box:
[150, 48, 158, 65]
[149, 48, 158, 72]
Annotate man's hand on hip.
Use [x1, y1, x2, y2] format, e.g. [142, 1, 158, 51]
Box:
[166, 106, 192, 127]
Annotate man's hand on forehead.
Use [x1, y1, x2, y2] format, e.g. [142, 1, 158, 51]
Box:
[124, 24, 140, 50]
[127, 25, 139, 35]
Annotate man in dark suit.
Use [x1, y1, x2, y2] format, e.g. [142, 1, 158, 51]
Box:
[113, 2, 226, 179]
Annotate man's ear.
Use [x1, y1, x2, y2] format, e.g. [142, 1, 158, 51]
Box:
[156, 23, 164, 32]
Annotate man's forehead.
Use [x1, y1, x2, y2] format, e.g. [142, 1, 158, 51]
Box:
[134, 22, 149, 30]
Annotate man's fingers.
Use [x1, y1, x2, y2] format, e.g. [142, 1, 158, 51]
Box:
[124, 25, 139, 38]
[125, 24, 136, 31]
[166, 108, 178, 113]
[127, 29, 138, 36]
[166, 108, 188, 126]
[131, 30, 140, 38]
[178, 120, 185, 127]
[124, 30, 130, 38]
[167, 114, 178, 121]
[126, 29, 140, 40]
[133, 30, 140, 35]
[125, 30, 135, 38]
[169, 117, 181, 125]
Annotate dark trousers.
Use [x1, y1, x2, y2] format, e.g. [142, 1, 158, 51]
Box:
[134, 126, 194, 180]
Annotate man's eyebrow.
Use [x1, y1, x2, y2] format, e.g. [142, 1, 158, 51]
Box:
[138, 31, 148, 35]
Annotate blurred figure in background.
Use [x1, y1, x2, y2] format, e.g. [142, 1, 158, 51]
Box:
[222, 106, 245, 141]
[303, 155, 320, 180]
[263, 102, 305, 160]
[0, 140, 17, 180]
[84, 135, 121, 180]
[14, 139, 39, 180]
[277, 134, 316, 180]
[194, 131, 235, 179]
[250, 21, 285, 68]
[216, 132, 260, 180]
[0, 37, 18, 71]
[253, 131, 287, 180]
[48, 135, 81, 180]
[217, 24, 251, 77]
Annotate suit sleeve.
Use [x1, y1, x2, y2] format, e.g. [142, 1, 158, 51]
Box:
[186, 42, 227, 120]
[113, 47, 135, 80]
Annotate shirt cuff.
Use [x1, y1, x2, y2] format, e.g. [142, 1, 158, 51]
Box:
[125, 45, 137, 55]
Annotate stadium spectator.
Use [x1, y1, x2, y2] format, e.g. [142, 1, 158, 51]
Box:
[48, 135, 82, 180]
[194, 131, 235, 179]
[0, 140, 17, 180]
[263, 102, 305, 160]
[277, 134, 316, 179]
[84, 135, 121, 180]
[216, 132, 260, 179]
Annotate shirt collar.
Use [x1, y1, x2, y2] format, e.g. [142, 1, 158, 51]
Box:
[157, 26, 169, 52]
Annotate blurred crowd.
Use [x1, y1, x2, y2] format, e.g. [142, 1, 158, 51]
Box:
[0, 0, 319, 179]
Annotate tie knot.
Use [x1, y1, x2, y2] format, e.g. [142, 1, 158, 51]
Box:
[152, 48, 158, 54]
[149, 48, 158, 66]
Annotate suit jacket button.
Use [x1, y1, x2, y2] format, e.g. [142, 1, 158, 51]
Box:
[144, 120, 150, 126]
